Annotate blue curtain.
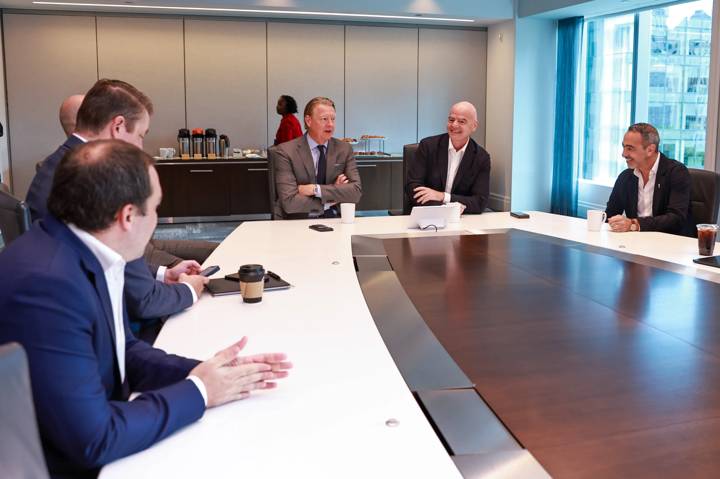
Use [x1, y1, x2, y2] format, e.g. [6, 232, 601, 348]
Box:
[551, 17, 584, 217]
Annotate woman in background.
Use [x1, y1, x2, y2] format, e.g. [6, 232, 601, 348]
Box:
[274, 95, 302, 145]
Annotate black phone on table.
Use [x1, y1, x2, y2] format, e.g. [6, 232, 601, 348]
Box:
[510, 211, 530, 219]
[309, 224, 334, 232]
[693, 256, 720, 268]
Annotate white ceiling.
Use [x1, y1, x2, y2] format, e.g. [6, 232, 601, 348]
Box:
[0, 0, 515, 26]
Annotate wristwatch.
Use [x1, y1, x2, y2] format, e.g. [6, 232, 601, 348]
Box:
[630, 219, 639, 232]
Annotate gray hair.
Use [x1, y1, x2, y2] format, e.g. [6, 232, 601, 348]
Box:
[627, 123, 660, 148]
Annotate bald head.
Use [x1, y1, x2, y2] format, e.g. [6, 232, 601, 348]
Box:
[450, 101, 478, 122]
[59, 94, 85, 136]
[447, 101, 478, 148]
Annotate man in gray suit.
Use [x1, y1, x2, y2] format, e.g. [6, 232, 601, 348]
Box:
[271, 96, 362, 218]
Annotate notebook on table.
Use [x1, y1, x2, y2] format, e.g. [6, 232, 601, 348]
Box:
[205, 273, 292, 296]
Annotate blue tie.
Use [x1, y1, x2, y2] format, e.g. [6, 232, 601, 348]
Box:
[316, 145, 327, 185]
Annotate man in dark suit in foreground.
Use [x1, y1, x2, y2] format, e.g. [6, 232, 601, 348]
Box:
[0, 140, 291, 478]
[406, 101, 491, 214]
[605, 123, 693, 235]
[271, 96, 362, 218]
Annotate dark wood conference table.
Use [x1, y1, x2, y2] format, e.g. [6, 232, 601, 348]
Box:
[382, 230, 720, 478]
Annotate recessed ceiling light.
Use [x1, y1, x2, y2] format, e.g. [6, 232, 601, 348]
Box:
[32, 2, 475, 23]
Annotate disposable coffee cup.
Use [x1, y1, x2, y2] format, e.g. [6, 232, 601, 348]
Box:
[696, 224, 718, 256]
[587, 210, 607, 232]
[340, 203, 355, 224]
[238, 264, 265, 303]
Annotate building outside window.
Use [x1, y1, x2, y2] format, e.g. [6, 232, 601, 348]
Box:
[580, 0, 713, 186]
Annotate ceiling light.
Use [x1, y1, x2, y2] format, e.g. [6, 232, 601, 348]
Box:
[32, 2, 475, 23]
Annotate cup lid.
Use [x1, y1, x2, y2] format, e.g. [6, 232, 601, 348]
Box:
[696, 224, 718, 230]
[239, 264, 265, 274]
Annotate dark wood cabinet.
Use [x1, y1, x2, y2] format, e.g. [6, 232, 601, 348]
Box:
[356, 157, 403, 212]
[155, 156, 402, 221]
[230, 162, 270, 215]
[172, 164, 231, 217]
[356, 161, 391, 211]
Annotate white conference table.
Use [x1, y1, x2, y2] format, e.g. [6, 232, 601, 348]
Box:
[101, 212, 717, 478]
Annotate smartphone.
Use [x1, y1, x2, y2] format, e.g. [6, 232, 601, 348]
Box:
[510, 211, 530, 219]
[199, 265, 220, 277]
[309, 224, 334, 232]
[693, 256, 720, 268]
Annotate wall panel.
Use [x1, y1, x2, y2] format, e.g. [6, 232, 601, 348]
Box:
[97, 16, 185, 156]
[267, 22, 345, 146]
[345, 26, 418, 153]
[418, 29, 487, 146]
[3, 13, 97, 197]
[185, 19, 267, 151]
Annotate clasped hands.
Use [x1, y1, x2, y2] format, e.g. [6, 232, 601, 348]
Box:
[608, 215, 632, 232]
[190, 336, 292, 407]
[298, 174, 349, 197]
[413, 187, 466, 213]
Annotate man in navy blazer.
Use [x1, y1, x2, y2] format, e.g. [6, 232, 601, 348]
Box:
[406, 101, 491, 214]
[0, 140, 291, 478]
[26, 80, 208, 337]
[605, 123, 693, 235]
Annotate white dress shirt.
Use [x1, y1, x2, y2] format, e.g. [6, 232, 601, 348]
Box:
[444, 138, 469, 204]
[68, 224, 128, 382]
[67, 224, 208, 405]
[634, 153, 660, 217]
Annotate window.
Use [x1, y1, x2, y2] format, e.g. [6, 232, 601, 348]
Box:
[580, 0, 713, 184]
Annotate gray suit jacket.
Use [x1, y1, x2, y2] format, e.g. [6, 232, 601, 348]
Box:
[272, 134, 362, 218]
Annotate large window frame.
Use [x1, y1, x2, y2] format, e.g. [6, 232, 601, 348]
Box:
[576, 0, 719, 214]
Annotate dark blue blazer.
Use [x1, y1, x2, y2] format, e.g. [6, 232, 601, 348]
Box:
[0, 215, 205, 479]
[26, 135, 85, 221]
[25, 137, 193, 323]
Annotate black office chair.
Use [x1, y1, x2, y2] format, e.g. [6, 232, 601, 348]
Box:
[0, 342, 50, 478]
[688, 168, 720, 226]
[267, 146, 279, 220]
[399, 143, 419, 215]
[0, 187, 31, 247]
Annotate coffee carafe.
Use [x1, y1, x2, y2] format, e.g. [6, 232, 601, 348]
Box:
[219, 134, 230, 158]
[177, 128, 191, 159]
[204, 128, 217, 159]
[191, 128, 204, 158]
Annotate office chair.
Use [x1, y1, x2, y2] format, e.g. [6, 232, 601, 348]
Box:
[688, 168, 720, 226]
[267, 146, 279, 220]
[0, 342, 50, 479]
[398, 143, 419, 215]
[0, 188, 31, 246]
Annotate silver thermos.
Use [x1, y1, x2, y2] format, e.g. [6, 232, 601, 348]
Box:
[191, 128, 204, 158]
[204, 128, 217, 159]
[219, 134, 230, 158]
[177, 128, 191, 159]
